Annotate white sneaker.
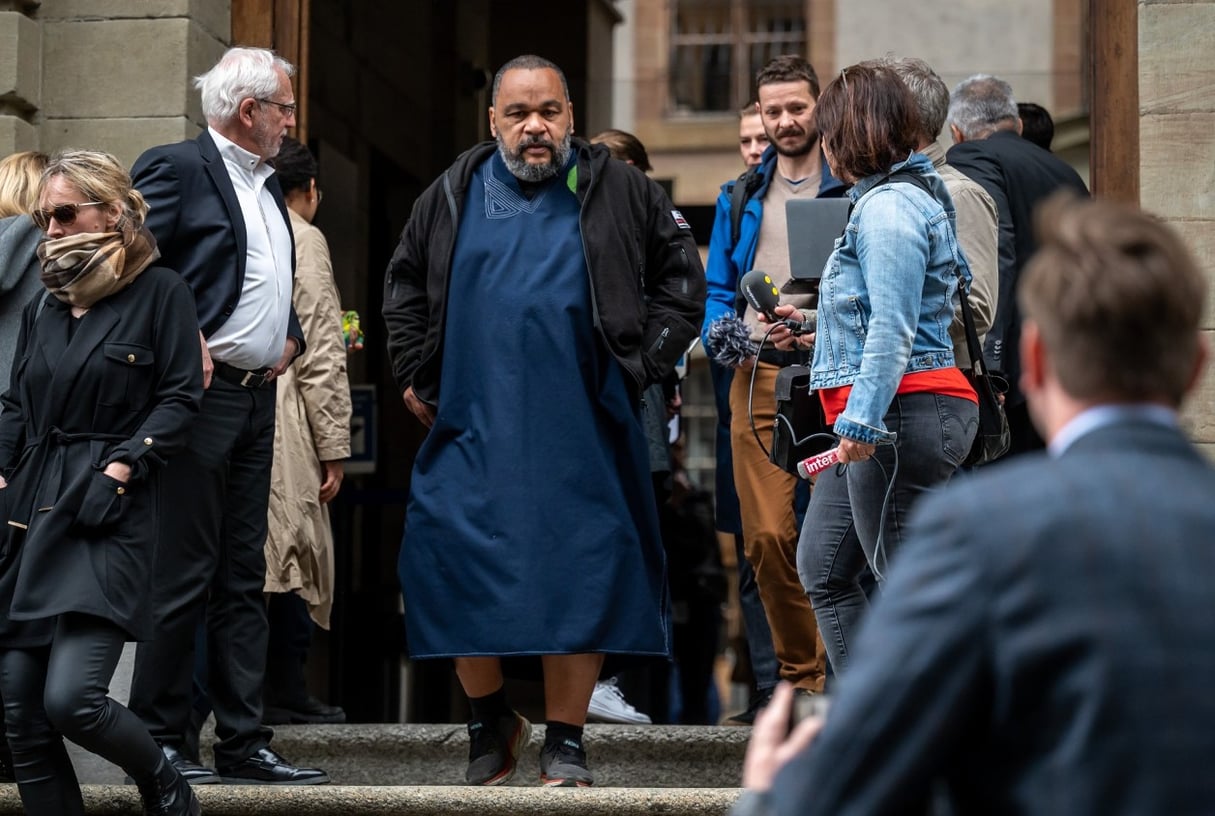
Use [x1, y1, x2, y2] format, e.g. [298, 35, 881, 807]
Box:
[587, 678, 652, 724]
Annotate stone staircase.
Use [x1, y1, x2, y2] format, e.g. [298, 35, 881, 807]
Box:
[0, 723, 748, 815]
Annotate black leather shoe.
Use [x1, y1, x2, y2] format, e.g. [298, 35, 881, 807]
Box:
[217, 747, 330, 785]
[263, 695, 347, 725]
[136, 755, 201, 815]
[160, 743, 219, 785]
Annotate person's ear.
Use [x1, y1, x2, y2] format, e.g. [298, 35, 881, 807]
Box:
[488, 106, 498, 139]
[1184, 334, 1209, 399]
[949, 123, 965, 144]
[239, 97, 259, 128]
[1019, 320, 1047, 397]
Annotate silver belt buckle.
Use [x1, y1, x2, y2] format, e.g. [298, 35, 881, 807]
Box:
[240, 370, 262, 388]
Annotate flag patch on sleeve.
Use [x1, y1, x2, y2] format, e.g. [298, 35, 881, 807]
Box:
[671, 209, 690, 230]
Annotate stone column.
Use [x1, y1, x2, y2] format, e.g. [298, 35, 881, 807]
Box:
[0, 1, 40, 154]
[1139, 0, 1215, 453]
[38, 0, 229, 166]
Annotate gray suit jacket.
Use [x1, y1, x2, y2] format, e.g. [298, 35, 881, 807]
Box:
[750, 417, 1215, 816]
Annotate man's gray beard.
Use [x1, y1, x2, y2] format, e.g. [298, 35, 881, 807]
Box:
[497, 130, 573, 182]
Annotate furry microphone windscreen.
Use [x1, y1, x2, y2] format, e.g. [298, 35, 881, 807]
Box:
[706, 315, 758, 368]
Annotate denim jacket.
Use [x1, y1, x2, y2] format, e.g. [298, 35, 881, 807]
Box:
[812, 152, 970, 444]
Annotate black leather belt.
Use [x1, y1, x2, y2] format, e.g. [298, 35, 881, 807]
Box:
[212, 361, 272, 389]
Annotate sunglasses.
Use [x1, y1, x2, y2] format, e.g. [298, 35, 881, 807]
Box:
[31, 201, 105, 231]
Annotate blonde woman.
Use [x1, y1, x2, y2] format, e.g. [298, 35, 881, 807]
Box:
[0, 150, 203, 815]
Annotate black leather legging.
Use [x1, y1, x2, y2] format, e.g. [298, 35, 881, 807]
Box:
[0, 613, 162, 816]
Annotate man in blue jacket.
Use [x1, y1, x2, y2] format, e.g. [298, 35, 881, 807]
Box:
[702, 55, 846, 703]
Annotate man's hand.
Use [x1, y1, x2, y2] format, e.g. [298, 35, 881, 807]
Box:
[319, 460, 344, 504]
[102, 461, 133, 484]
[742, 683, 824, 792]
[403, 387, 435, 428]
[758, 304, 814, 352]
[0, 476, 7, 489]
[267, 337, 300, 382]
[836, 437, 876, 464]
[199, 331, 214, 389]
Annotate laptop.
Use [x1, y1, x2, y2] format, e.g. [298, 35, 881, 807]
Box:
[786, 197, 851, 281]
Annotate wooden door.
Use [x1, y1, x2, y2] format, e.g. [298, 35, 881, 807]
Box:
[232, 0, 311, 141]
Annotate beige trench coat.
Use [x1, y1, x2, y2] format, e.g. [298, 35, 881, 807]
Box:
[264, 209, 352, 628]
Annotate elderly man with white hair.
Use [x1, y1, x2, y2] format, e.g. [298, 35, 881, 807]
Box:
[127, 46, 325, 786]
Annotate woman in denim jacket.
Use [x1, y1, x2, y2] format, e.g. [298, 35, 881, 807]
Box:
[766, 63, 978, 674]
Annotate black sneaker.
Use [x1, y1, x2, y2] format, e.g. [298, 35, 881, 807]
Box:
[723, 687, 774, 726]
[539, 737, 594, 787]
[466, 711, 531, 786]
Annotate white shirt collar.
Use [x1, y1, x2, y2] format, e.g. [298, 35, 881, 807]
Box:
[209, 127, 273, 179]
[1049, 403, 1180, 457]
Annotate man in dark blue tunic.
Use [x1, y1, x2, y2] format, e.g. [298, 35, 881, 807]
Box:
[382, 55, 705, 787]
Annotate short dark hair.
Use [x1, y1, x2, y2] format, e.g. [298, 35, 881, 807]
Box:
[814, 63, 919, 180]
[1020, 193, 1206, 407]
[491, 54, 569, 106]
[755, 55, 820, 100]
[1018, 102, 1055, 150]
[270, 136, 317, 196]
[589, 129, 652, 173]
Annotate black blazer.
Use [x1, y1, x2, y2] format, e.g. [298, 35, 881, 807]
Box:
[0, 268, 203, 644]
[947, 130, 1088, 402]
[131, 130, 305, 355]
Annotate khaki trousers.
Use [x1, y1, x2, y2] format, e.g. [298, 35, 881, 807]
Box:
[729, 363, 826, 691]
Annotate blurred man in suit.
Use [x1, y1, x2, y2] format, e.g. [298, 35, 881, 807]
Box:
[734, 194, 1215, 816]
[946, 74, 1088, 455]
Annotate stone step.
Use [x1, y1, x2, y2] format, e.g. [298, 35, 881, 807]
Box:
[254, 723, 748, 788]
[0, 785, 742, 815]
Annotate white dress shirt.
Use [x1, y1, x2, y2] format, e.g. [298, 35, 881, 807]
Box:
[204, 127, 293, 370]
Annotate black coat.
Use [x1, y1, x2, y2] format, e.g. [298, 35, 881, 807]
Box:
[0, 267, 203, 645]
[382, 139, 706, 404]
[946, 130, 1089, 403]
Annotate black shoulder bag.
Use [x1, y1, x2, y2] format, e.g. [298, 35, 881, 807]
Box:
[956, 275, 1010, 466]
[880, 168, 1010, 466]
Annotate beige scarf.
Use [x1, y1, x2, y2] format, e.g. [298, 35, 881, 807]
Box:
[37, 225, 160, 309]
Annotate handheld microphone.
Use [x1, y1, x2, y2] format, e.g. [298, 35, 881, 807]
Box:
[740, 269, 813, 335]
[796, 447, 840, 480]
[739, 269, 781, 323]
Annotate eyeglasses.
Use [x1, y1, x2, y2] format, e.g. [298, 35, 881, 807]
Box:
[31, 201, 105, 231]
[257, 98, 298, 117]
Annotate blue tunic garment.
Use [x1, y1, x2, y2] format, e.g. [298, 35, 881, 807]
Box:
[400, 153, 670, 660]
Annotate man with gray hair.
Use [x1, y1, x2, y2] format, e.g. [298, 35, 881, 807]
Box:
[128, 46, 327, 786]
[946, 74, 1088, 456]
[884, 57, 998, 372]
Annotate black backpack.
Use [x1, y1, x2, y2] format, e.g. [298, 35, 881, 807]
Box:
[727, 166, 764, 248]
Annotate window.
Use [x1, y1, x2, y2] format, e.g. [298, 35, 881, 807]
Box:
[669, 0, 806, 115]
